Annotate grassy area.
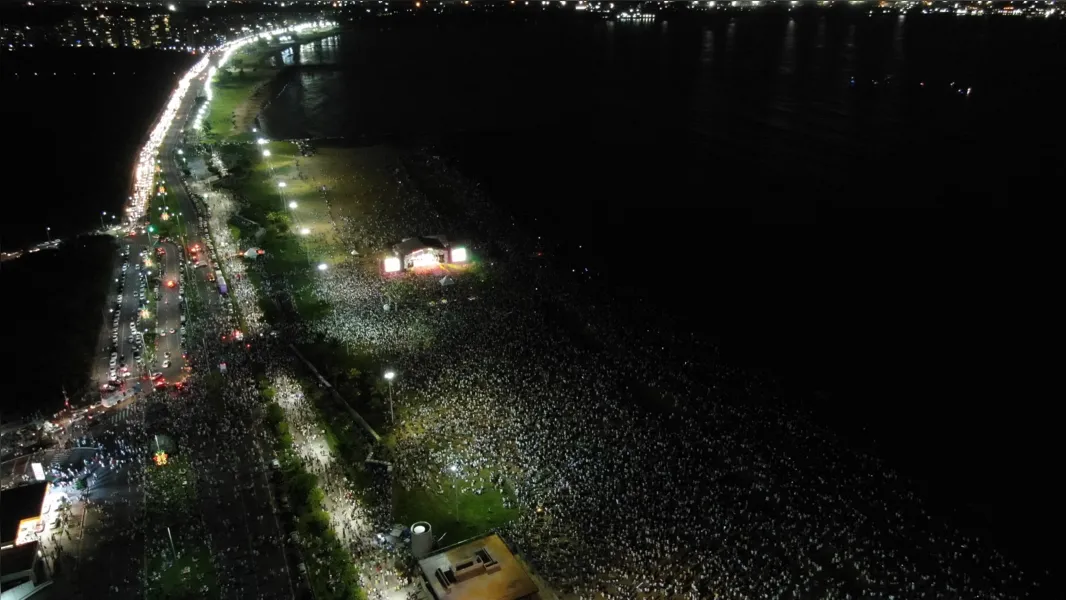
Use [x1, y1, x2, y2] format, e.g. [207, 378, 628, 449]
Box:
[393, 469, 520, 543]
[202, 30, 340, 143]
[147, 547, 218, 599]
[217, 139, 524, 539]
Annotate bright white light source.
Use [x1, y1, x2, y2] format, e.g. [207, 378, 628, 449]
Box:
[288, 201, 298, 209]
[31, 463, 45, 482]
[383, 256, 402, 273]
[413, 524, 426, 534]
[277, 181, 286, 188]
[262, 150, 271, 157]
[257, 138, 268, 145]
[168, 4, 176, 11]
[411, 253, 439, 268]
[300, 227, 310, 235]
[384, 371, 395, 381]
[450, 247, 467, 263]
[317, 263, 328, 271]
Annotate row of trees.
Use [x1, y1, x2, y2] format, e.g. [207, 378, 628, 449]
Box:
[264, 397, 367, 600]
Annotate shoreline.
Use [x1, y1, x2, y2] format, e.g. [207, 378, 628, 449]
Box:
[209, 29, 344, 142]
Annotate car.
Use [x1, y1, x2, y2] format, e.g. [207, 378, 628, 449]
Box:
[109, 370, 118, 380]
[151, 372, 163, 379]
[159, 331, 166, 337]
[164, 352, 171, 359]
[127, 337, 134, 344]
[169, 328, 176, 334]
[180, 327, 186, 335]
[162, 360, 172, 368]
[110, 352, 118, 360]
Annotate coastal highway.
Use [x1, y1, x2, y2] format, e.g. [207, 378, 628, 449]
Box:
[155, 240, 186, 382]
[95, 236, 146, 387]
[153, 69, 298, 598]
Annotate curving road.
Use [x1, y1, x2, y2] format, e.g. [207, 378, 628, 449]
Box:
[152, 66, 298, 599]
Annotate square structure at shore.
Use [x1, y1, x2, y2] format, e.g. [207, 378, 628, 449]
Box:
[417, 533, 539, 600]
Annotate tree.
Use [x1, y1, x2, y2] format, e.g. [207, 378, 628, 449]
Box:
[288, 471, 317, 506]
[264, 401, 283, 425]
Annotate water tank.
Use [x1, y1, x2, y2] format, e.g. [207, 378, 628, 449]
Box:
[411, 521, 433, 558]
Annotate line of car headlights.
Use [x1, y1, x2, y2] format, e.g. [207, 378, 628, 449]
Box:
[103, 242, 187, 389]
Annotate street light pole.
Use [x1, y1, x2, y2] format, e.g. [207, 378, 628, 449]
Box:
[449, 464, 459, 521]
[46, 227, 51, 243]
[166, 526, 177, 562]
[100, 211, 106, 230]
[384, 371, 396, 425]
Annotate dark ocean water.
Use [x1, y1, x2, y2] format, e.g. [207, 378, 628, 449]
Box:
[0, 49, 196, 416]
[260, 11, 1064, 570]
[0, 49, 197, 248]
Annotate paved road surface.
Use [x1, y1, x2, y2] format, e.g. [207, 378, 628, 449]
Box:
[154, 71, 298, 599]
[155, 240, 186, 382]
[75, 64, 297, 599]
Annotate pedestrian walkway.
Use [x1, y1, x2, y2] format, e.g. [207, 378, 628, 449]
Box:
[101, 406, 138, 425]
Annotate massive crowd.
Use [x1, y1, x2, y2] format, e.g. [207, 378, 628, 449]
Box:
[28, 140, 1039, 599]
[246, 145, 1043, 599]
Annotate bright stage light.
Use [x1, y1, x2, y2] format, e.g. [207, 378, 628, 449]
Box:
[383, 256, 402, 273]
[450, 247, 467, 263]
[411, 253, 439, 268]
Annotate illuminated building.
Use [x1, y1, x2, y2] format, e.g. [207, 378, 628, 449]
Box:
[417, 533, 539, 600]
[0, 540, 45, 592]
[0, 482, 49, 550]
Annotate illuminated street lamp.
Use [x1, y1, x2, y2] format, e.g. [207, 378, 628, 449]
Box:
[46, 226, 51, 243]
[384, 371, 396, 424]
[300, 227, 310, 236]
[317, 263, 328, 272]
[262, 150, 271, 157]
[277, 181, 287, 188]
[288, 201, 298, 209]
[449, 464, 460, 520]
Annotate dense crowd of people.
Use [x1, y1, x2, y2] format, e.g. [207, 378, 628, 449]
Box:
[245, 144, 1042, 599]
[35, 139, 1039, 599]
